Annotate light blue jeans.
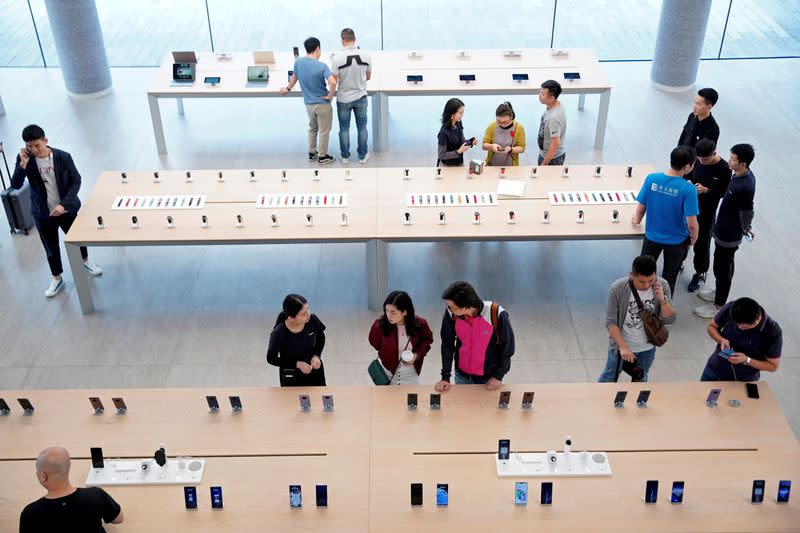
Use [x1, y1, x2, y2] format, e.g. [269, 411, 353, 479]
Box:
[337, 96, 368, 160]
[454, 371, 489, 385]
[598, 346, 656, 382]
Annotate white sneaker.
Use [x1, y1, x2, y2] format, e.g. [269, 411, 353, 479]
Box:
[359, 153, 370, 164]
[693, 303, 718, 319]
[45, 278, 65, 298]
[341, 157, 350, 164]
[698, 289, 716, 302]
[83, 261, 103, 276]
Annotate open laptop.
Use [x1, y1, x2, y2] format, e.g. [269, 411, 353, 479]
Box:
[253, 51, 275, 65]
[172, 51, 198, 64]
[246, 66, 269, 87]
[171, 62, 196, 85]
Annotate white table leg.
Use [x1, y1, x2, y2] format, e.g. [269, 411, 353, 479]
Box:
[0, 93, 5, 116]
[578, 93, 586, 111]
[371, 92, 389, 153]
[594, 89, 611, 150]
[177, 97, 185, 116]
[67, 244, 95, 315]
[148, 94, 168, 155]
[366, 239, 388, 311]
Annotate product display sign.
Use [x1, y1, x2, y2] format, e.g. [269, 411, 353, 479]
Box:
[255, 193, 349, 208]
[112, 195, 207, 210]
[406, 192, 498, 207]
[548, 190, 637, 205]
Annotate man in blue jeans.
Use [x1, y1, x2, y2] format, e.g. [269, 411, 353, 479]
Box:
[598, 255, 676, 382]
[331, 28, 371, 164]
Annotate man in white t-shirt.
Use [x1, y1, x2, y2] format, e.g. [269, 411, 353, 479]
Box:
[599, 255, 676, 382]
[11, 125, 102, 298]
[331, 28, 371, 164]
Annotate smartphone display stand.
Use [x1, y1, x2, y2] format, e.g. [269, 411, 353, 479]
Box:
[85, 458, 205, 486]
[561, 167, 569, 178]
[201, 216, 209, 228]
[496, 451, 611, 478]
[706, 396, 719, 408]
[339, 213, 348, 226]
[305, 215, 314, 227]
[235, 216, 244, 228]
[435, 168, 442, 179]
[114, 405, 127, 415]
[166, 217, 176, 229]
[344, 169, 352, 181]
[576, 210, 585, 224]
[96, 218, 105, 230]
[507, 211, 516, 224]
[217, 171, 225, 182]
[403, 169, 410, 180]
[121, 172, 128, 184]
[185, 171, 193, 183]
[131, 218, 140, 229]
[438, 213, 446, 225]
[593, 166, 602, 178]
[611, 210, 620, 223]
[403, 213, 411, 226]
[542, 211, 550, 224]
[530, 167, 538, 178]
[473, 212, 481, 225]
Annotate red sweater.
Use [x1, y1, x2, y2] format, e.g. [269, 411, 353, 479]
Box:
[368, 317, 434, 375]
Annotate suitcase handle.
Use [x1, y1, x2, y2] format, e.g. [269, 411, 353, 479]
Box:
[0, 142, 9, 189]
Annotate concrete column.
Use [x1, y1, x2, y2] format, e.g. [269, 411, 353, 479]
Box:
[650, 0, 712, 92]
[44, 0, 112, 97]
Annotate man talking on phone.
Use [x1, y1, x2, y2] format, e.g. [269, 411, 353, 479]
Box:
[11, 125, 102, 298]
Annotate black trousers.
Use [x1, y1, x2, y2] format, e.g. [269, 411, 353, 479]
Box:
[713, 244, 738, 307]
[34, 213, 88, 276]
[692, 207, 717, 274]
[641, 237, 689, 296]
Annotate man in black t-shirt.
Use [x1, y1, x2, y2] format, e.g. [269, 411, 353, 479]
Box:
[686, 139, 732, 292]
[19, 447, 123, 533]
[677, 88, 720, 148]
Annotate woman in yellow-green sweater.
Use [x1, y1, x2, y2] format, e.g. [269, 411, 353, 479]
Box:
[482, 101, 526, 166]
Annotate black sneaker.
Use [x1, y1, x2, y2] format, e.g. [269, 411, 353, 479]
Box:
[688, 272, 706, 292]
[317, 154, 335, 165]
[308, 152, 318, 161]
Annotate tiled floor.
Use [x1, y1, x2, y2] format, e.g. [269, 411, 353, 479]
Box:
[0, 58, 798, 439]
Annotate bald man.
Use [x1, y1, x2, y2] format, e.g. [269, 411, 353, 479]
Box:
[19, 447, 123, 533]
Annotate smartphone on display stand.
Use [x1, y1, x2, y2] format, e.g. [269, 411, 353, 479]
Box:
[206, 395, 220, 413]
[777, 480, 791, 503]
[512, 73, 529, 81]
[0, 398, 10, 415]
[498, 439, 510, 461]
[436, 484, 449, 507]
[430, 393, 441, 410]
[670, 481, 684, 503]
[229, 395, 242, 412]
[299, 394, 311, 412]
[706, 389, 721, 406]
[287, 70, 294, 82]
[322, 394, 334, 412]
[90, 447, 104, 469]
[111, 397, 127, 414]
[184, 486, 198, 510]
[751, 480, 765, 503]
[210, 486, 223, 509]
[746, 382, 760, 399]
[89, 397, 104, 414]
[522, 392, 534, 409]
[515, 482, 528, 506]
[17, 398, 34, 415]
[644, 480, 658, 503]
[636, 390, 651, 407]
[563, 72, 581, 80]
[290, 485, 302, 508]
[407, 393, 418, 411]
[613, 391, 627, 408]
[498, 391, 511, 409]
[540, 482, 553, 505]
[316, 484, 328, 508]
[411, 483, 423, 506]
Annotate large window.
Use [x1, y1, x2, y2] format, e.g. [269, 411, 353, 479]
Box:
[1, 0, 798, 67]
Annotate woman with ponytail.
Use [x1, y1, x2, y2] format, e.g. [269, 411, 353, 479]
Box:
[267, 294, 327, 386]
[482, 101, 526, 166]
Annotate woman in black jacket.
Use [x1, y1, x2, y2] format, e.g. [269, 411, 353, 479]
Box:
[267, 294, 327, 386]
[437, 98, 476, 166]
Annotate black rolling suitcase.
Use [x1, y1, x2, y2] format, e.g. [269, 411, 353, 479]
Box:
[0, 141, 35, 235]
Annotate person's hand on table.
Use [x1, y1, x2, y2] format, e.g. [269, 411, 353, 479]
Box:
[486, 377, 503, 390]
[435, 380, 451, 392]
[279, 86, 290, 96]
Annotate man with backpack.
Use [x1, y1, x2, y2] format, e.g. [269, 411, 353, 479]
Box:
[435, 281, 515, 391]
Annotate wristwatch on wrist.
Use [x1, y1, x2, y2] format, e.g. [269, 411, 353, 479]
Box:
[744, 357, 751, 366]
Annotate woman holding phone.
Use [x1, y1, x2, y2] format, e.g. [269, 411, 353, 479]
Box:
[368, 291, 434, 385]
[437, 98, 477, 166]
[482, 101, 526, 166]
[267, 294, 327, 386]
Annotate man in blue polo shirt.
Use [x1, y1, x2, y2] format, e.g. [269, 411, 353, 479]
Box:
[280, 37, 338, 165]
[632, 146, 699, 296]
[700, 297, 782, 382]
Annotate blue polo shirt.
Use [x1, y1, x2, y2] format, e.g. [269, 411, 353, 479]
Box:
[706, 303, 782, 381]
[293, 57, 332, 105]
[636, 172, 699, 245]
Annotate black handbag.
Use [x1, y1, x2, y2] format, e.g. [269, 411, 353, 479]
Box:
[615, 351, 645, 382]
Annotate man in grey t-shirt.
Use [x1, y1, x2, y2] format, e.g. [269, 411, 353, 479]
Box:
[331, 28, 372, 164]
[537, 79, 567, 165]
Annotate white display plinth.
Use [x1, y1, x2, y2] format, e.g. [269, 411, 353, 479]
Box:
[495, 452, 611, 477]
[85, 458, 205, 486]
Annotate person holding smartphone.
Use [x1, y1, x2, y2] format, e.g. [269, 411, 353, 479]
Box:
[19, 447, 123, 532]
[437, 98, 476, 166]
[10, 125, 103, 298]
[598, 255, 676, 382]
[267, 294, 327, 386]
[436, 281, 515, 391]
[482, 101, 526, 166]
[368, 290, 434, 385]
[700, 297, 782, 382]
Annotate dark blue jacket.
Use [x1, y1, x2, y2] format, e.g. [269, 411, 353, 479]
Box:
[713, 169, 755, 247]
[11, 147, 82, 222]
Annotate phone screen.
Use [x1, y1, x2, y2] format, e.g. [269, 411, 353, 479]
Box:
[459, 74, 476, 81]
[613, 391, 627, 406]
[229, 396, 242, 411]
[323, 394, 334, 411]
[522, 392, 534, 408]
[90, 447, 104, 469]
[645, 480, 658, 503]
[707, 389, 721, 403]
[436, 484, 449, 506]
[718, 348, 734, 360]
[498, 439, 510, 460]
[204, 76, 221, 84]
[430, 393, 441, 409]
[515, 482, 528, 505]
[210, 486, 223, 509]
[316, 484, 328, 507]
[512, 73, 529, 81]
[671, 481, 684, 503]
[0, 399, 10, 413]
[746, 382, 760, 399]
[777, 480, 791, 503]
[411, 483, 423, 506]
[290, 485, 302, 508]
[564, 72, 581, 80]
[407, 393, 418, 410]
[540, 482, 553, 505]
[111, 397, 126, 411]
[17, 398, 33, 412]
[299, 395, 311, 412]
[406, 75, 423, 82]
[751, 480, 765, 503]
[89, 397, 104, 412]
[206, 395, 219, 411]
[499, 391, 511, 408]
[636, 390, 651, 405]
[184, 486, 197, 509]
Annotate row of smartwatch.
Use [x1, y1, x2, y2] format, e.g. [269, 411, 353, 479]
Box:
[185, 484, 329, 510]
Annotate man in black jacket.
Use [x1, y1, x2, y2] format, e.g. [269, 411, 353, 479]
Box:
[677, 88, 720, 148]
[694, 144, 756, 318]
[11, 124, 102, 298]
